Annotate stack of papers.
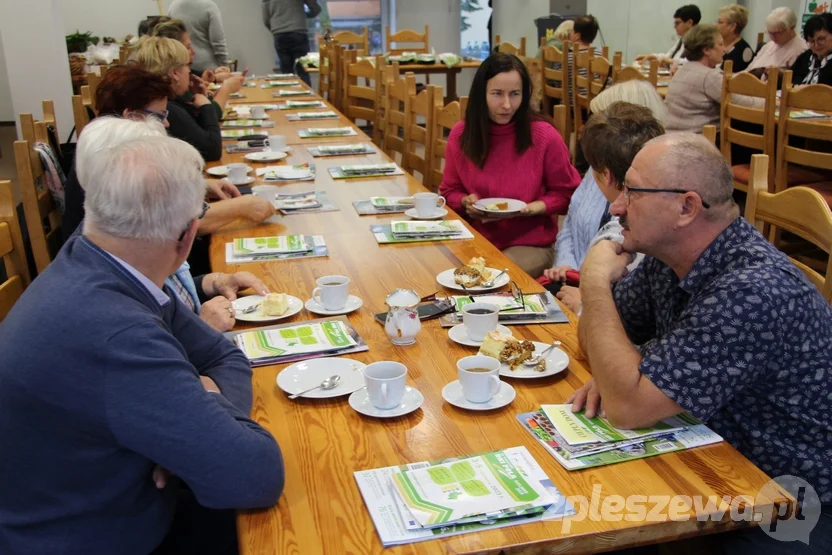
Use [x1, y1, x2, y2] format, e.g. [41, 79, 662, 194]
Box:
[286, 110, 339, 121]
[518, 405, 722, 470]
[329, 163, 404, 179]
[309, 143, 376, 157]
[370, 196, 414, 211]
[392, 220, 463, 237]
[234, 320, 361, 365]
[298, 127, 358, 138]
[225, 235, 329, 262]
[438, 292, 568, 327]
[274, 191, 321, 210]
[221, 119, 275, 128]
[278, 100, 327, 110]
[261, 80, 301, 88]
[355, 446, 575, 546]
[273, 89, 312, 97]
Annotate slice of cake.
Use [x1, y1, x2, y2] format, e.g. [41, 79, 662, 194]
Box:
[487, 201, 509, 211]
[453, 257, 493, 287]
[478, 331, 535, 369]
[262, 293, 289, 316]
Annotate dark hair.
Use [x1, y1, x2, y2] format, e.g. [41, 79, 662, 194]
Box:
[138, 15, 170, 37]
[152, 19, 188, 42]
[674, 4, 702, 25]
[95, 63, 173, 115]
[573, 15, 600, 44]
[462, 53, 542, 168]
[803, 13, 832, 41]
[581, 102, 665, 187]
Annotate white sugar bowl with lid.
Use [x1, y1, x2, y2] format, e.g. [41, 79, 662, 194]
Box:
[384, 289, 422, 346]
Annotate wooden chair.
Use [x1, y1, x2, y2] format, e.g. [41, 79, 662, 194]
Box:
[744, 154, 832, 302]
[342, 50, 378, 128]
[373, 58, 400, 148]
[540, 39, 571, 154]
[72, 95, 91, 136]
[317, 40, 330, 99]
[571, 43, 594, 148]
[553, 104, 569, 145]
[756, 32, 766, 51]
[588, 54, 618, 102]
[382, 73, 417, 163]
[326, 44, 345, 111]
[403, 85, 442, 182]
[85, 72, 103, 114]
[495, 35, 526, 56]
[427, 97, 467, 192]
[612, 59, 658, 88]
[333, 28, 370, 55]
[0, 180, 30, 321]
[386, 25, 429, 55]
[720, 61, 779, 193]
[774, 74, 832, 205]
[703, 124, 717, 145]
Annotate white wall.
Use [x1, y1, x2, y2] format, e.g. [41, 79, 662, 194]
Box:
[0, 30, 13, 122]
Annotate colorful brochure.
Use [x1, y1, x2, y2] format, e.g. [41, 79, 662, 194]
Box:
[225, 235, 329, 262]
[392, 220, 464, 236]
[309, 143, 376, 157]
[298, 127, 358, 138]
[232, 235, 310, 256]
[274, 191, 339, 214]
[220, 129, 267, 139]
[261, 80, 302, 88]
[541, 405, 687, 446]
[272, 89, 314, 97]
[371, 222, 474, 244]
[286, 111, 339, 121]
[329, 163, 405, 179]
[277, 101, 327, 110]
[220, 119, 275, 128]
[438, 291, 569, 327]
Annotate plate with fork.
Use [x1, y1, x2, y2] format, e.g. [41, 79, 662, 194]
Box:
[232, 294, 303, 322]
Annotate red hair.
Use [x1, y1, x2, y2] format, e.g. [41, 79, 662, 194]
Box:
[94, 63, 173, 115]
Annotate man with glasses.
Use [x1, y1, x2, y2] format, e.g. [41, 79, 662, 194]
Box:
[0, 118, 284, 555]
[570, 132, 832, 552]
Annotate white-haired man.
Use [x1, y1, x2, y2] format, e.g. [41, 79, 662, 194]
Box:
[572, 133, 832, 551]
[745, 6, 808, 77]
[0, 118, 284, 555]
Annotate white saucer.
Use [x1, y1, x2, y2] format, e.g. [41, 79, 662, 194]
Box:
[436, 267, 510, 292]
[232, 294, 303, 322]
[448, 324, 512, 347]
[404, 207, 448, 220]
[229, 176, 256, 185]
[305, 295, 363, 316]
[442, 380, 516, 411]
[474, 197, 527, 214]
[277, 357, 366, 399]
[244, 151, 288, 163]
[206, 164, 253, 177]
[349, 387, 424, 418]
[498, 341, 569, 379]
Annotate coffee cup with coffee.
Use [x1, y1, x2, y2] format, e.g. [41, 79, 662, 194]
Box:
[462, 302, 499, 342]
[457, 355, 501, 403]
[311, 275, 350, 311]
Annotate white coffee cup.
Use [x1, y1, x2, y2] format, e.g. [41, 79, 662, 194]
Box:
[364, 361, 407, 409]
[226, 163, 249, 184]
[413, 192, 446, 218]
[251, 184, 279, 200]
[311, 275, 350, 311]
[457, 355, 502, 403]
[251, 105, 267, 118]
[266, 135, 287, 152]
[462, 302, 499, 342]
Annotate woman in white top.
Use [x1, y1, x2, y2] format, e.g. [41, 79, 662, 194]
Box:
[745, 7, 808, 78]
[635, 4, 701, 67]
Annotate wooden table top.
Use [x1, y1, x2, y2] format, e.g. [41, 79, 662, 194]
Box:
[209, 79, 788, 555]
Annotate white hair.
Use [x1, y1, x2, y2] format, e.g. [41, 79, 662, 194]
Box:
[78, 117, 206, 242]
[590, 80, 668, 124]
[766, 7, 797, 31]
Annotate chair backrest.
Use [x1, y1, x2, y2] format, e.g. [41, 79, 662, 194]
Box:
[342, 50, 377, 125]
[373, 57, 400, 148]
[612, 60, 658, 87]
[553, 104, 569, 145]
[317, 40, 330, 98]
[540, 39, 571, 143]
[702, 124, 717, 145]
[588, 55, 617, 101]
[386, 25, 429, 55]
[72, 95, 91, 136]
[428, 97, 467, 192]
[86, 72, 103, 114]
[0, 179, 29, 321]
[333, 28, 370, 55]
[756, 32, 765, 50]
[383, 73, 417, 161]
[571, 43, 594, 135]
[119, 43, 130, 64]
[404, 84, 442, 183]
[774, 73, 832, 195]
[326, 44, 345, 111]
[720, 60, 778, 190]
[495, 35, 526, 56]
[744, 154, 832, 302]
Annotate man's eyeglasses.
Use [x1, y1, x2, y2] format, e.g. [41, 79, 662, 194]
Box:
[177, 201, 210, 241]
[622, 185, 711, 209]
[142, 109, 170, 123]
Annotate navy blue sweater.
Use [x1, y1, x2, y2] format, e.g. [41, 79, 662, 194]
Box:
[0, 236, 284, 555]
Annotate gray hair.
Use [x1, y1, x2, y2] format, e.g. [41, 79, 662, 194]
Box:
[78, 117, 206, 242]
[590, 80, 668, 123]
[766, 7, 797, 31]
[649, 133, 735, 220]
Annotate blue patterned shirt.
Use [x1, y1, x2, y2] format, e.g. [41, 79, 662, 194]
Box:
[613, 217, 832, 503]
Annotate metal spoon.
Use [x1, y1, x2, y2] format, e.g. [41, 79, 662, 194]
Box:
[237, 303, 260, 315]
[288, 375, 341, 399]
[524, 341, 562, 366]
[481, 268, 509, 288]
[459, 283, 476, 302]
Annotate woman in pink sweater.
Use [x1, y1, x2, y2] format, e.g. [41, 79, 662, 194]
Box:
[439, 53, 580, 278]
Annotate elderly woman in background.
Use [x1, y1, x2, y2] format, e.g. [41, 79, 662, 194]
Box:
[791, 13, 832, 86]
[635, 4, 701, 67]
[717, 4, 755, 71]
[745, 7, 808, 77]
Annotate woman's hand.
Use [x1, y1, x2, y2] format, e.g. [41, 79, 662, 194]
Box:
[205, 178, 241, 200]
[460, 194, 488, 219]
[555, 285, 582, 314]
[220, 75, 245, 94]
[543, 265, 574, 282]
[200, 296, 235, 331]
[519, 200, 546, 217]
[201, 69, 216, 84]
[189, 74, 208, 96]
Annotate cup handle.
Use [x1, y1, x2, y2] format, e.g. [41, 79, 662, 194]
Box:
[437, 196, 447, 209]
[489, 376, 501, 397]
[312, 287, 322, 305]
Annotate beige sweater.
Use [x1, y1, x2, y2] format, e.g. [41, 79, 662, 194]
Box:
[664, 61, 723, 133]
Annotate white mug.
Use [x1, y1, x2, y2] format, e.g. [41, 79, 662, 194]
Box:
[226, 163, 249, 184]
[266, 135, 287, 151]
[413, 192, 446, 217]
[251, 184, 279, 201]
[251, 105, 267, 118]
[311, 275, 350, 311]
[457, 355, 502, 403]
[364, 361, 407, 409]
[462, 302, 499, 342]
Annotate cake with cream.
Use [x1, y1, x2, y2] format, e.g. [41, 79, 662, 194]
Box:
[478, 331, 535, 369]
[486, 201, 509, 210]
[453, 257, 493, 287]
[263, 293, 289, 316]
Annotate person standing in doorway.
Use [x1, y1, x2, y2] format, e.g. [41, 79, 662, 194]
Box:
[262, 0, 321, 86]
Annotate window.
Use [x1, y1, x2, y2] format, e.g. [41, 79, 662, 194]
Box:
[309, 0, 385, 54]
[461, 0, 491, 60]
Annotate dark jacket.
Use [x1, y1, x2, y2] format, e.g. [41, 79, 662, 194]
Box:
[722, 37, 755, 72]
[167, 98, 223, 161]
[791, 48, 832, 86]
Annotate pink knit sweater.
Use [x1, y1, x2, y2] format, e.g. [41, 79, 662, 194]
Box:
[439, 120, 580, 250]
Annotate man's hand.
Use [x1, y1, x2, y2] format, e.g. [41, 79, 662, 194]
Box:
[544, 265, 575, 282]
[567, 378, 604, 418]
[211, 271, 270, 301]
[581, 240, 634, 286]
[152, 465, 173, 489]
[556, 285, 582, 314]
[205, 178, 242, 200]
[237, 195, 276, 221]
[200, 296, 235, 331]
[200, 375, 221, 393]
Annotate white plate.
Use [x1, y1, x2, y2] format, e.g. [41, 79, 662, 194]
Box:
[436, 267, 510, 292]
[474, 198, 527, 214]
[404, 207, 448, 220]
[277, 357, 366, 399]
[265, 168, 313, 180]
[442, 380, 516, 411]
[206, 164, 253, 177]
[244, 151, 288, 163]
[232, 294, 302, 322]
[349, 387, 424, 418]
[448, 323, 512, 347]
[497, 341, 569, 379]
[305, 295, 363, 316]
[229, 176, 256, 186]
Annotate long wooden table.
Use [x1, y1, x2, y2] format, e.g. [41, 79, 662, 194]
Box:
[209, 80, 790, 554]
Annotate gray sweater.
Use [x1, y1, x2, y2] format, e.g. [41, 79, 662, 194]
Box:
[169, 0, 231, 71]
[262, 0, 321, 35]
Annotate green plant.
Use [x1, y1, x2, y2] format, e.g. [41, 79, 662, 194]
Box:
[65, 31, 100, 53]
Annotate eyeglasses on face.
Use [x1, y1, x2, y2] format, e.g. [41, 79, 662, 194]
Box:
[622, 185, 711, 209]
[177, 201, 210, 242]
[808, 34, 829, 47]
[142, 109, 169, 123]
